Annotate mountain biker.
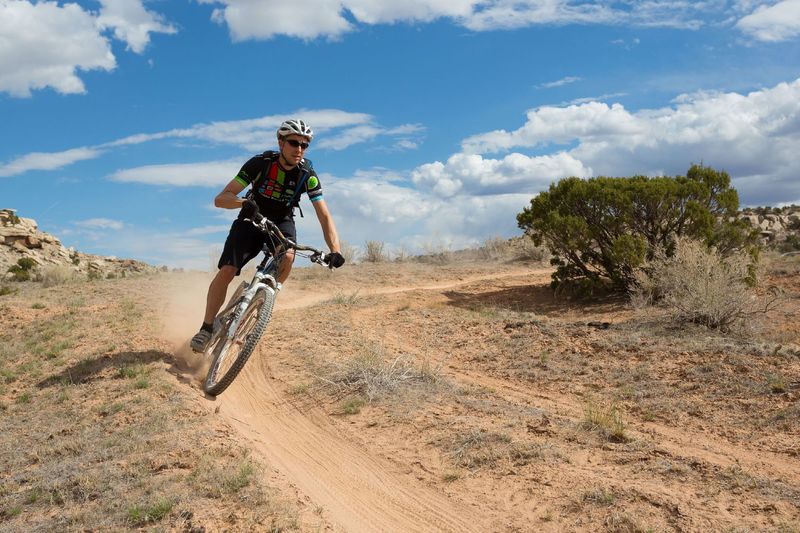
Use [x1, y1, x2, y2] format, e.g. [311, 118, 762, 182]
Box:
[191, 119, 345, 353]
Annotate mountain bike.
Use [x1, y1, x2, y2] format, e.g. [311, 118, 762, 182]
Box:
[201, 214, 330, 396]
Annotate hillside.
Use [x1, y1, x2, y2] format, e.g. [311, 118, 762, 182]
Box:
[1, 242, 799, 531]
[1, 209, 158, 281]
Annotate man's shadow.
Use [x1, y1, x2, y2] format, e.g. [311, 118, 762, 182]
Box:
[36, 348, 203, 390]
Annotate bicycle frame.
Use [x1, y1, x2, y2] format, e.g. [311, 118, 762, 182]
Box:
[216, 215, 326, 345]
[222, 250, 280, 342]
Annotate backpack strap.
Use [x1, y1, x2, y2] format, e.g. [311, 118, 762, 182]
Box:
[286, 159, 313, 217]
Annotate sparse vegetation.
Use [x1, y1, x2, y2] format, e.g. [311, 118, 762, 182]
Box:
[39, 265, 78, 287]
[338, 241, 360, 264]
[7, 257, 37, 282]
[581, 401, 628, 442]
[319, 347, 435, 402]
[581, 486, 616, 506]
[325, 289, 361, 306]
[1, 224, 797, 532]
[443, 429, 547, 470]
[339, 396, 366, 414]
[364, 240, 387, 262]
[633, 237, 781, 331]
[127, 496, 174, 525]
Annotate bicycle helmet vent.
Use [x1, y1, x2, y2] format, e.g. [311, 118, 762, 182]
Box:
[277, 119, 313, 140]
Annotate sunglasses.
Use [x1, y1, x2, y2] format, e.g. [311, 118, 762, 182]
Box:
[284, 139, 310, 149]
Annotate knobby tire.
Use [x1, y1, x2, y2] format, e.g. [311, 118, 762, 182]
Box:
[203, 288, 275, 396]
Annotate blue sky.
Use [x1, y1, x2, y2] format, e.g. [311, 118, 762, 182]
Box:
[1, 0, 799, 269]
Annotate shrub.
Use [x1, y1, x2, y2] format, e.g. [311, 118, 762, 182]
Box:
[7, 257, 37, 282]
[778, 234, 800, 253]
[39, 265, 78, 287]
[364, 240, 386, 263]
[17, 257, 36, 270]
[479, 236, 511, 260]
[517, 165, 758, 293]
[338, 241, 360, 264]
[419, 241, 453, 264]
[633, 237, 781, 331]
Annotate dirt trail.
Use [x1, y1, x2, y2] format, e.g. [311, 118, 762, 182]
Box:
[277, 267, 551, 310]
[216, 368, 481, 532]
[204, 272, 537, 532]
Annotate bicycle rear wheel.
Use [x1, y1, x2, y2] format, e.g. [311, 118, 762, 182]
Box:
[203, 288, 275, 396]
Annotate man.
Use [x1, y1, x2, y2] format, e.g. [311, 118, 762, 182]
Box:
[191, 119, 345, 352]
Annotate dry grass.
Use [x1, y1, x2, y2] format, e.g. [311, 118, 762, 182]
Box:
[316, 338, 442, 403]
[2, 251, 798, 532]
[0, 276, 303, 531]
[363, 240, 387, 263]
[442, 429, 549, 470]
[38, 265, 79, 287]
[581, 401, 628, 442]
[633, 237, 782, 331]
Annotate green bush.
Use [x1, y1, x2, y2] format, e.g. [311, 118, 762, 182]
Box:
[517, 164, 758, 293]
[17, 257, 36, 270]
[7, 257, 38, 282]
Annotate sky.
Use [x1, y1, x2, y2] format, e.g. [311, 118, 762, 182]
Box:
[1, 0, 799, 270]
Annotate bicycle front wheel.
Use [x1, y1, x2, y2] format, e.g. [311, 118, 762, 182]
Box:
[203, 288, 275, 396]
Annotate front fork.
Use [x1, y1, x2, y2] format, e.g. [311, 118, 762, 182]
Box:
[223, 269, 277, 340]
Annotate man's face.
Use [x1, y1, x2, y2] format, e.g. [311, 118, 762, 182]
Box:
[279, 135, 310, 167]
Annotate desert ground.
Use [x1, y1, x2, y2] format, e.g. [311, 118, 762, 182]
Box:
[1, 251, 798, 532]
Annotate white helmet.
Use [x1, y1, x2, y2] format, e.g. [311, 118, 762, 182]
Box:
[277, 119, 313, 141]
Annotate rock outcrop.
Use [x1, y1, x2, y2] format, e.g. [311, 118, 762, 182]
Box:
[1, 208, 159, 280]
[739, 206, 800, 252]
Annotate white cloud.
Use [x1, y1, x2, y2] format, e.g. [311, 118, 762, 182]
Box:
[183, 225, 231, 236]
[460, 78, 800, 205]
[306, 170, 531, 255]
[0, 0, 115, 97]
[736, 0, 800, 42]
[0, 147, 103, 177]
[411, 152, 592, 197]
[536, 76, 582, 89]
[97, 0, 177, 53]
[3, 109, 417, 177]
[462, 101, 642, 153]
[74, 218, 125, 230]
[200, 0, 353, 40]
[107, 159, 243, 187]
[566, 92, 628, 105]
[108, 109, 413, 152]
[0, 0, 175, 97]
[198, 0, 738, 40]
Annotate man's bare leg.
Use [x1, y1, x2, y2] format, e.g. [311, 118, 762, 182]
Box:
[204, 265, 237, 324]
[277, 250, 295, 284]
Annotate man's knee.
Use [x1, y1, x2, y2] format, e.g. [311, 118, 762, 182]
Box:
[215, 265, 237, 284]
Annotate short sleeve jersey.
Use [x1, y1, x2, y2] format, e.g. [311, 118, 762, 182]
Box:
[234, 152, 323, 219]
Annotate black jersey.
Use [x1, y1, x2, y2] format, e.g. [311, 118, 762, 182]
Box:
[234, 151, 323, 219]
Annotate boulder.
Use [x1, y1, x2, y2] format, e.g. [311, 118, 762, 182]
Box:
[25, 235, 42, 249]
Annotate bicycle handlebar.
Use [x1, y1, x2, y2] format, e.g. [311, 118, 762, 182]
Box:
[244, 214, 329, 267]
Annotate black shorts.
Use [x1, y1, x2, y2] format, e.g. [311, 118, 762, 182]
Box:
[217, 216, 296, 275]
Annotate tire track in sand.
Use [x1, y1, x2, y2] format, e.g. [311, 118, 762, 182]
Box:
[215, 357, 483, 533]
